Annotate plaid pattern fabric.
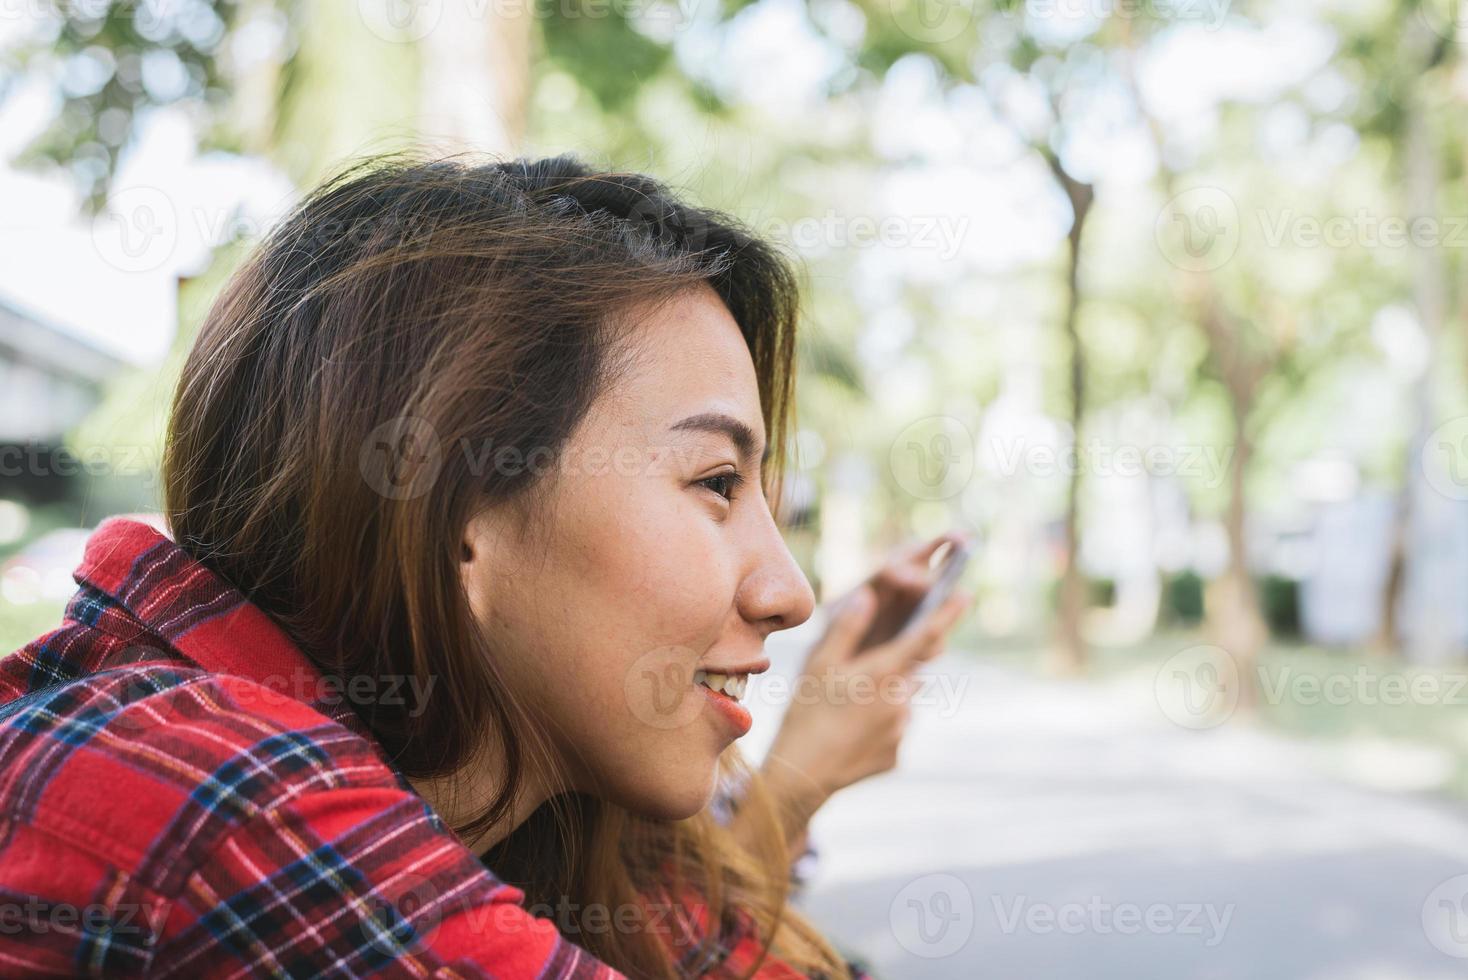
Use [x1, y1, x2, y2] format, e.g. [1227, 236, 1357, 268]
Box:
[0, 517, 860, 978]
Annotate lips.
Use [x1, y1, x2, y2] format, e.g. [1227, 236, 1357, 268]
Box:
[691, 658, 765, 737]
[697, 679, 752, 737]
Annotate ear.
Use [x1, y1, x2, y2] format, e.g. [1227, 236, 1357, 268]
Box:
[459, 508, 498, 626]
[459, 505, 524, 585]
[460, 509, 491, 570]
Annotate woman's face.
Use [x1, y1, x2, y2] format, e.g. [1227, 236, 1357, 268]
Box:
[460, 284, 816, 820]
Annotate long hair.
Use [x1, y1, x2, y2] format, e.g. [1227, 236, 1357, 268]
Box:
[161, 151, 848, 978]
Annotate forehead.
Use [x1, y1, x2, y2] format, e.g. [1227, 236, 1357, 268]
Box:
[613, 286, 765, 433]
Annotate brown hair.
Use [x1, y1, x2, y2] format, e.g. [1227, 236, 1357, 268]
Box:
[162, 151, 848, 978]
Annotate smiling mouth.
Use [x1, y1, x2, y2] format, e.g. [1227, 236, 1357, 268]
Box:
[693, 669, 748, 701]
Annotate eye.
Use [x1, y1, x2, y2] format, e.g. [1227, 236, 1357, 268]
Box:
[697, 470, 746, 503]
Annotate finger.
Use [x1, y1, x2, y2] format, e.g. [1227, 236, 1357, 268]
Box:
[909, 637, 950, 669]
[906, 530, 975, 584]
[874, 530, 974, 600]
[903, 529, 973, 568]
[883, 590, 972, 672]
[873, 561, 931, 598]
[806, 584, 879, 669]
[889, 672, 916, 706]
[874, 527, 973, 580]
[895, 697, 913, 728]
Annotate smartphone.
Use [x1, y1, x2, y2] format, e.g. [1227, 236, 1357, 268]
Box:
[897, 539, 973, 639]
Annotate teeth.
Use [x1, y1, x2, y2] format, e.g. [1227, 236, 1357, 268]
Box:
[693, 670, 747, 701]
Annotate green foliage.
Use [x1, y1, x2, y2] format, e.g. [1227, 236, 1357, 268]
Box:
[537, 0, 675, 113]
[7, 0, 1467, 664]
[1161, 571, 1205, 627]
[1259, 574, 1301, 638]
[0, 599, 67, 657]
[7, 0, 277, 212]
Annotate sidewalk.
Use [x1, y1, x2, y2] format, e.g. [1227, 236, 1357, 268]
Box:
[745, 631, 1468, 979]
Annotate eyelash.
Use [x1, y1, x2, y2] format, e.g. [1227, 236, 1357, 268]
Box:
[698, 471, 747, 503]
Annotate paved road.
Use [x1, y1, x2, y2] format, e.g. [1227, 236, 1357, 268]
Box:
[743, 627, 1468, 979]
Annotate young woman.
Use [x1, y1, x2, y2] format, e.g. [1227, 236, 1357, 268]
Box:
[0, 154, 972, 978]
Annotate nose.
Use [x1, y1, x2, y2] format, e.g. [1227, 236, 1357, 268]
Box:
[736, 503, 817, 635]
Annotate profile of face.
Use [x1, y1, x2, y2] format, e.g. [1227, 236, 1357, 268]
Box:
[459, 284, 817, 820]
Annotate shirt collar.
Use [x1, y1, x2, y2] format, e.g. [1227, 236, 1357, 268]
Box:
[76, 515, 368, 736]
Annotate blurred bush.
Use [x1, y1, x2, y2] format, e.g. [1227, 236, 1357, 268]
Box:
[1160, 571, 1205, 628]
[1260, 574, 1302, 639]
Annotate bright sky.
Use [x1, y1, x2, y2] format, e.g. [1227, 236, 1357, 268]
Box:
[0, 60, 293, 367]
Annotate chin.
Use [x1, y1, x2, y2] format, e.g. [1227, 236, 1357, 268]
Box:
[621, 765, 720, 822]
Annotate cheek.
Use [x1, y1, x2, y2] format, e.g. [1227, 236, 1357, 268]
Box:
[479, 480, 736, 812]
[486, 619, 724, 818]
[577, 488, 734, 641]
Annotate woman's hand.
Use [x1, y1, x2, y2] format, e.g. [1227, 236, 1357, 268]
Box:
[758, 531, 975, 843]
[829, 529, 975, 657]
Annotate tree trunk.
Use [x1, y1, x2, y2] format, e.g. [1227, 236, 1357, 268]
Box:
[1051, 163, 1095, 675]
[1119, 34, 1266, 702]
[1379, 19, 1448, 660]
[418, 0, 533, 155]
[1372, 514, 1407, 655]
[1210, 396, 1265, 711]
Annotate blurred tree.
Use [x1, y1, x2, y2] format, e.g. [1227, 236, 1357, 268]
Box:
[978, 59, 1098, 673]
[1117, 11, 1402, 698]
[4, 0, 266, 213]
[1345, 9, 1460, 660]
[825, 4, 1164, 671]
[2, 0, 525, 208]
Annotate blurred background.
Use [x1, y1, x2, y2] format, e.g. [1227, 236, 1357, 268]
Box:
[3, 0, 1468, 976]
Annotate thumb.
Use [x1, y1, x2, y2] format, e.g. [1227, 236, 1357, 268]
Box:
[806, 585, 878, 669]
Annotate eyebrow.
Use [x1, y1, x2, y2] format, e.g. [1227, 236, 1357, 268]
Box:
[668, 412, 769, 467]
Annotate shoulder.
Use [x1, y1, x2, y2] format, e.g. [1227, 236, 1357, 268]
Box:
[0, 661, 407, 894]
[0, 664, 625, 977]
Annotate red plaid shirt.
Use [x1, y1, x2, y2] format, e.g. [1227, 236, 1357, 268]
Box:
[0, 517, 854, 979]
